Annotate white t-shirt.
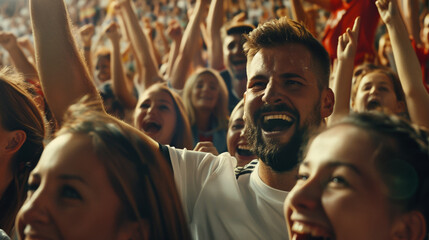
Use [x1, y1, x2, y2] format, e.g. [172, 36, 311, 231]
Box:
[167, 146, 289, 240]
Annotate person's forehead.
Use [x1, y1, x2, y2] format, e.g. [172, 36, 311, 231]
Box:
[361, 72, 393, 86]
[224, 33, 244, 44]
[143, 89, 174, 103]
[247, 44, 315, 78]
[307, 125, 375, 166]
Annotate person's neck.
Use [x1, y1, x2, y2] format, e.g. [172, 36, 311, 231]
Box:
[0, 158, 13, 199]
[258, 160, 298, 192]
[232, 76, 247, 100]
[196, 110, 212, 132]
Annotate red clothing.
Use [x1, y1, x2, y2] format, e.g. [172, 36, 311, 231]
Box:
[322, 0, 379, 66]
[411, 40, 429, 93]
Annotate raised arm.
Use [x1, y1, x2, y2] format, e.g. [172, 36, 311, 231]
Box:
[104, 22, 138, 110]
[302, 0, 332, 12]
[169, 0, 208, 89]
[328, 17, 360, 125]
[402, 0, 421, 46]
[30, 0, 101, 124]
[376, 0, 429, 128]
[116, 0, 162, 92]
[290, 0, 317, 36]
[79, 24, 95, 78]
[0, 31, 38, 80]
[164, 19, 183, 80]
[142, 17, 162, 68]
[207, 0, 224, 71]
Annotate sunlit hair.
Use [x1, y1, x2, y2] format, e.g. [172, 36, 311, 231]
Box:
[0, 68, 45, 235]
[243, 17, 330, 90]
[95, 46, 111, 60]
[140, 83, 193, 149]
[302, 112, 429, 236]
[229, 99, 244, 127]
[182, 68, 229, 129]
[351, 65, 406, 105]
[57, 96, 191, 239]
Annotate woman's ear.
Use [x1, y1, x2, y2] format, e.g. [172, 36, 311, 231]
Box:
[392, 210, 427, 240]
[5, 130, 26, 154]
[395, 100, 406, 114]
[119, 220, 150, 240]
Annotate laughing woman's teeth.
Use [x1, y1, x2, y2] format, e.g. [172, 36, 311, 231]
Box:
[238, 145, 251, 150]
[292, 222, 311, 234]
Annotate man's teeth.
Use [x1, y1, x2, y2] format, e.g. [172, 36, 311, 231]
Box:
[264, 114, 292, 122]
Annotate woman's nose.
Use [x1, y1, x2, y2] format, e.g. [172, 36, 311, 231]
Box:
[18, 189, 51, 226]
[288, 178, 321, 212]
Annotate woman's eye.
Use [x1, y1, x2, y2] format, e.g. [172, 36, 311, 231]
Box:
[140, 103, 150, 109]
[26, 182, 39, 192]
[329, 176, 349, 187]
[159, 105, 169, 111]
[61, 185, 82, 200]
[231, 124, 244, 130]
[296, 174, 309, 182]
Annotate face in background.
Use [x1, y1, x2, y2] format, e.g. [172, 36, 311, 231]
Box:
[224, 33, 247, 84]
[134, 88, 177, 145]
[95, 56, 111, 82]
[244, 43, 331, 172]
[227, 104, 256, 167]
[284, 124, 404, 240]
[377, 34, 392, 67]
[352, 71, 404, 114]
[191, 72, 220, 112]
[16, 133, 134, 240]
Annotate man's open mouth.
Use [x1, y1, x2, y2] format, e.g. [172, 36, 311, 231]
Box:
[261, 114, 294, 132]
[291, 222, 334, 240]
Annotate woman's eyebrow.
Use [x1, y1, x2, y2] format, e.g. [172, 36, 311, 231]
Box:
[58, 174, 88, 185]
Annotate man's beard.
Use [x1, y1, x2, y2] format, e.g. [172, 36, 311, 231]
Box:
[245, 102, 321, 172]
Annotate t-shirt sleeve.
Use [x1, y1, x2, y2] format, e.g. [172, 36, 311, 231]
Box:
[165, 145, 237, 219]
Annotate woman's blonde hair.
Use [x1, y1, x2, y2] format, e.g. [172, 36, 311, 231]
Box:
[57, 97, 191, 239]
[0, 68, 45, 235]
[182, 68, 229, 129]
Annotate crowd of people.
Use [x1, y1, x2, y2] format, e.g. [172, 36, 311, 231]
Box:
[0, 0, 428, 239]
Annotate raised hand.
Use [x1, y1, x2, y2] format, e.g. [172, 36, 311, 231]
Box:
[0, 31, 18, 50]
[104, 21, 121, 42]
[79, 24, 95, 47]
[167, 19, 183, 42]
[17, 36, 32, 49]
[337, 17, 360, 62]
[193, 141, 219, 156]
[375, 0, 398, 24]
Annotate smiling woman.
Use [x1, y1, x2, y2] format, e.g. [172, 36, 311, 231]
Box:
[16, 98, 191, 240]
[182, 68, 229, 153]
[284, 112, 429, 240]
